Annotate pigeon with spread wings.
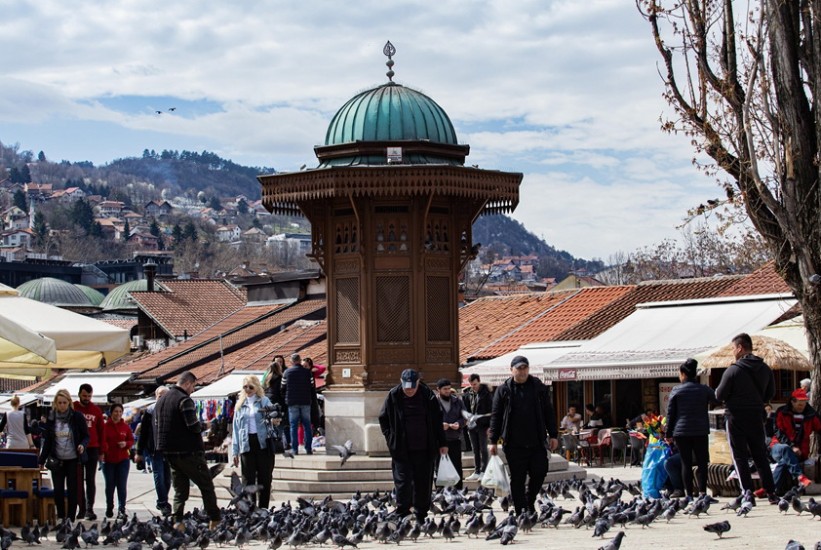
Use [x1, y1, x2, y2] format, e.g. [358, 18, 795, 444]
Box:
[332, 439, 356, 466]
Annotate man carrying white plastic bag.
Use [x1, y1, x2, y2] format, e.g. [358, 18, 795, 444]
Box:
[487, 355, 559, 514]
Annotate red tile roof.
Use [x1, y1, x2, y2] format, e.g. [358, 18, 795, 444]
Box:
[556, 275, 744, 341]
[183, 321, 328, 384]
[130, 280, 246, 338]
[110, 298, 325, 382]
[719, 262, 791, 297]
[458, 291, 577, 364]
[471, 285, 633, 361]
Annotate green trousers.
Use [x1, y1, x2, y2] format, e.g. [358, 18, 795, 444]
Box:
[166, 452, 221, 521]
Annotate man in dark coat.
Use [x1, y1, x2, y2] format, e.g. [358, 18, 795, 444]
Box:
[715, 332, 777, 502]
[379, 369, 447, 521]
[154, 371, 220, 527]
[463, 373, 492, 480]
[281, 353, 314, 454]
[436, 379, 466, 489]
[489, 355, 558, 515]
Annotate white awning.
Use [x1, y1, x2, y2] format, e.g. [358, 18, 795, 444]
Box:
[0, 393, 40, 411]
[190, 371, 266, 400]
[462, 341, 582, 386]
[546, 294, 796, 380]
[757, 315, 808, 357]
[41, 372, 134, 404]
[123, 397, 156, 410]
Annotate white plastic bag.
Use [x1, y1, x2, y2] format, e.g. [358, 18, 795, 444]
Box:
[435, 454, 460, 487]
[481, 454, 511, 496]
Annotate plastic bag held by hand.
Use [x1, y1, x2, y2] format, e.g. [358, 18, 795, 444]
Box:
[480, 454, 511, 496]
[435, 455, 461, 487]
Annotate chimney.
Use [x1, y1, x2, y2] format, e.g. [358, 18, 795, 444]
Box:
[144, 261, 157, 292]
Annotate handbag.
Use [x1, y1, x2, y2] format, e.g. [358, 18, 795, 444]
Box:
[266, 426, 285, 455]
[45, 456, 64, 473]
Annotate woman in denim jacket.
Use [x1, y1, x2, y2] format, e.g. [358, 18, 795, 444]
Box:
[231, 375, 274, 509]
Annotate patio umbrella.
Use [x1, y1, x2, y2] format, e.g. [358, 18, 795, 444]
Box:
[697, 334, 812, 372]
[0, 283, 129, 379]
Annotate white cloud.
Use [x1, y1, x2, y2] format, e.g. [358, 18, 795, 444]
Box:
[0, 0, 725, 259]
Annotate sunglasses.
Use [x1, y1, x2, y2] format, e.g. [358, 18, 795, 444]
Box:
[243, 385, 255, 390]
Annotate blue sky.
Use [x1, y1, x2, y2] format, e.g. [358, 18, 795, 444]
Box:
[0, 0, 722, 259]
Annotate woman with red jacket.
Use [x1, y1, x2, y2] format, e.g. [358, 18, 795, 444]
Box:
[101, 403, 134, 519]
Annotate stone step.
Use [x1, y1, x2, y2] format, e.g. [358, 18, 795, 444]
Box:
[276, 453, 476, 470]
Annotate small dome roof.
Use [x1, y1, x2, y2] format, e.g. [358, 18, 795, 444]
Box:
[325, 82, 458, 146]
[74, 285, 106, 306]
[99, 279, 148, 311]
[17, 277, 94, 307]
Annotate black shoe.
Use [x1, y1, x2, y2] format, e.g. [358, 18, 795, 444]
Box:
[86, 511, 97, 521]
[305, 449, 313, 455]
[105, 508, 113, 519]
[158, 503, 172, 516]
[118, 508, 127, 520]
[767, 494, 779, 505]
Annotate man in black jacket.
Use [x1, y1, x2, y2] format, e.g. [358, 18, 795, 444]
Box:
[488, 355, 558, 515]
[135, 386, 171, 516]
[281, 353, 314, 455]
[715, 333, 777, 503]
[155, 372, 220, 527]
[379, 369, 447, 521]
[463, 374, 492, 481]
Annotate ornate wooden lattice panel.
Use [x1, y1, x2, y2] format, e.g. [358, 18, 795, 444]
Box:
[335, 277, 360, 344]
[424, 214, 451, 253]
[426, 275, 451, 342]
[374, 206, 410, 255]
[376, 275, 410, 343]
[333, 219, 359, 254]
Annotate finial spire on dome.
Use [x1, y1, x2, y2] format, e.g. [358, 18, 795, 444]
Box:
[383, 40, 396, 82]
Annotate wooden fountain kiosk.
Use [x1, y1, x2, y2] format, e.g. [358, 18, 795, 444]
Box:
[259, 43, 522, 456]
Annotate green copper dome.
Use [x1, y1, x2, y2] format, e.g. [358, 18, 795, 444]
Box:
[74, 284, 106, 306]
[325, 82, 458, 146]
[17, 277, 93, 307]
[99, 279, 148, 311]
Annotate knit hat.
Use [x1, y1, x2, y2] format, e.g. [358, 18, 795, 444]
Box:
[792, 388, 809, 401]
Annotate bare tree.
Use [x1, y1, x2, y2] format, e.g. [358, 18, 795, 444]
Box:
[639, 0, 821, 407]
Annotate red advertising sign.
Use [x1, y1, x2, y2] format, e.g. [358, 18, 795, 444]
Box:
[558, 368, 577, 381]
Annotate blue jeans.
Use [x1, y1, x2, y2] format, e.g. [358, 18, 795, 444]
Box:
[288, 405, 312, 453]
[102, 459, 130, 511]
[149, 452, 172, 507]
[771, 443, 802, 491]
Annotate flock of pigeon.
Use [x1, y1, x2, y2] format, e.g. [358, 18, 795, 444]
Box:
[2, 473, 821, 550]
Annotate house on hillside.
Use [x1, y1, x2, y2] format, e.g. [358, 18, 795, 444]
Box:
[51, 187, 85, 204]
[126, 232, 159, 251]
[216, 225, 241, 243]
[144, 200, 173, 218]
[2, 206, 29, 231]
[96, 200, 124, 218]
[0, 228, 32, 248]
[241, 227, 267, 244]
[25, 183, 52, 201]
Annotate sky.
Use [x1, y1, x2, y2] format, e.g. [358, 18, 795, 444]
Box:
[0, 0, 723, 260]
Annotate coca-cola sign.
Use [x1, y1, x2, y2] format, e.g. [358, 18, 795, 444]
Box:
[558, 368, 577, 381]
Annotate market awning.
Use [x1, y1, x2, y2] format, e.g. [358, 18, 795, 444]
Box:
[0, 285, 130, 377]
[0, 393, 40, 411]
[190, 371, 266, 400]
[461, 341, 582, 386]
[546, 294, 797, 381]
[41, 372, 134, 405]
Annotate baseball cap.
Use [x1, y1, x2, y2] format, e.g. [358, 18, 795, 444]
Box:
[510, 355, 529, 369]
[401, 369, 419, 389]
[792, 388, 809, 401]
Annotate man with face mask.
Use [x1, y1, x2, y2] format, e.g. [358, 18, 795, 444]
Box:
[436, 379, 466, 489]
[379, 369, 447, 522]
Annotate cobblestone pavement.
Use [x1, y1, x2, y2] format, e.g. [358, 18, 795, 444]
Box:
[26, 463, 821, 550]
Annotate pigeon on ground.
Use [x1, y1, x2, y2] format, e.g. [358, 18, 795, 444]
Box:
[785, 541, 805, 550]
[597, 531, 626, 550]
[703, 520, 731, 539]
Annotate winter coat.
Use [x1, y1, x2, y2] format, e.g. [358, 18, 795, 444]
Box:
[715, 354, 774, 417]
[773, 403, 821, 460]
[39, 409, 89, 465]
[462, 384, 492, 431]
[488, 375, 558, 446]
[438, 395, 466, 441]
[281, 366, 314, 407]
[101, 419, 134, 464]
[378, 384, 446, 461]
[666, 380, 716, 437]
